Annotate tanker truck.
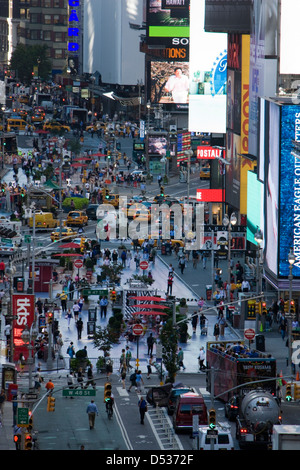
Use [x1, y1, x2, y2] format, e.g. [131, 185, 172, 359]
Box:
[235, 389, 282, 449]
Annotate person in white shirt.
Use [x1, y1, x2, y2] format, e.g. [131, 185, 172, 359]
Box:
[165, 67, 189, 103]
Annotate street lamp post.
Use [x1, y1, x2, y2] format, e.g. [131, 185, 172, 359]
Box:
[254, 227, 263, 295]
[288, 247, 296, 376]
[222, 213, 237, 287]
[184, 149, 193, 200]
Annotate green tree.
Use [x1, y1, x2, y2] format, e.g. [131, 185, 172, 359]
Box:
[159, 319, 180, 383]
[10, 44, 52, 83]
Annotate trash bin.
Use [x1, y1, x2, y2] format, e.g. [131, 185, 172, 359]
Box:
[256, 334, 265, 352]
[232, 313, 240, 328]
[206, 285, 212, 301]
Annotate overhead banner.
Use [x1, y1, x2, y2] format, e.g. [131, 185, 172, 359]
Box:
[13, 294, 35, 362]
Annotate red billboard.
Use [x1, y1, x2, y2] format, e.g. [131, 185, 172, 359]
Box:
[196, 189, 225, 202]
[13, 294, 35, 362]
[197, 146, 223, 159]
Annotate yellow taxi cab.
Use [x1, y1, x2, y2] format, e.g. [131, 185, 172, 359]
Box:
[104, 194, 119, 208]
[86, 121, 106, 132]
[43, 121, 71, 133]
[31, 113, 44, 123]
[200, 166, 210, 179]
[127, 203, 151, 222]
[136, 237, 185, 248]
[19, 95, 29, 104]
[50, 227, 77, 242]
[66, 211, 88, 227]
[29, 212, 58, 229]
[7, 118, 35, 133]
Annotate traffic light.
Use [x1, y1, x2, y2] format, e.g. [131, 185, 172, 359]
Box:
[208, 408, 216, 429]
[160, 186, 164, 197]
[285, 383, 293, 401]
[80, 237, 85, 252]
[21, 188, 25, 198]
[107, 151, 111, 159]
[13, 433, 21, 450]
[261, 301, 267, 316]
[110, 290, 116, 302]
[290, 300, 296, 315]
[28, 411, 33, 431]
[24, 433, 33, 450]
[255, 301, 261, 316]
[47, 396, 56, 412]
[294, 383, 300, 400]
[284, 301, 289, 313]
[47, 312, 53, 324]
[104, 382, 112, 402]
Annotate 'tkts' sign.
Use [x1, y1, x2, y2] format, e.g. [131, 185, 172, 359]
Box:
[13, 294, 35, 362]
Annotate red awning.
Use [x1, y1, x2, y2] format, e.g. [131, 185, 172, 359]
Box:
[129, 296, 166, 302]
[132, 311, 168, 316]
[53, 253, 84, 257]
[73, 157, 92, 161]
[58, 242, 80, 249]
[71, 163, 88, 167]
[90, 153, 106, 157]
[131, 304, 169, 310]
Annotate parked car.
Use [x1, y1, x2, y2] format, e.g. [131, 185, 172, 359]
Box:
[173, 392, 208, 432]
[67, 211, 88, 227]
[86, 204, 98, 220]
[146, 383, 173, 407]
[200, 167, 210, 179]
[198, 424, 235, 450]
[167, 387, 194, 415]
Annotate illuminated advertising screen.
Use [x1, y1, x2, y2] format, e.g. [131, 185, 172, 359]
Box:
[148, 135, 168, 156]
[188, 0, 227, 133]
[150, 61, 189, 104]
[280, 0, 300, 74]
[246, 171, 264, 246]
[279, 104, 300, 277]
[147, 0, 190, 47]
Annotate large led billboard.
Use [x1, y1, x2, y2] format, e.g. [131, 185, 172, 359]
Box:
[150, 61, 189, 104]
[279, 104, 300, 277]
[146, 0, 190, 47]
[280, 0, 300, 74]
[246, 171, 264, 246]
[188, 0, 227, 133]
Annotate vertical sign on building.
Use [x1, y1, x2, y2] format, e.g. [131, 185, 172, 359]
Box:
[13, 294, 35, 362]
[68, 0, 81, 75]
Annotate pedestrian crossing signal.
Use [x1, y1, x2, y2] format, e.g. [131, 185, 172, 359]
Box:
[47, 396, 56, 412]
[104, 382, 112, 402]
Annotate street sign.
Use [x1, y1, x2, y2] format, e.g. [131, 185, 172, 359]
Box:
[82, 289, 108, 296]
[74, 259, 83, 269]
[17, 407, 29, 426]
[244, 328, 255, 340]
[132, 323, 144, 336]
[62, 389, 96, 397]
[139, 260, 149, 270]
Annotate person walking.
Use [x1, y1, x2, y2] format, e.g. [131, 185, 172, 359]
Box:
[86, 400, 99, 429]
[67, 342, 75, 359]
[120, 364, 127, 389]
[179, 256, 186, 274]
[100, 296, 108, 319]
[191, 312, 198, 333]
[67, 308, 73, 328]
[60, 291, 68, 314]
[167, 274, 174, 295]
[73, 301, 80, 322]
[198, 347, 206, 371]
[128, 369, 137, 392]
[218, 313, 226, 337]
[213, 323, 220, 341]
[147, 333, 155, 356]
[147, 355, 153, 379]
[135, 370, 144, 392]
[177, 347, 186, 370]
[85, 365, 96, 389]
[138, 396, 147, 424]
[76, 317, 84, 340]
[45, 379, 54, 394]
[125, 346, 133, 369]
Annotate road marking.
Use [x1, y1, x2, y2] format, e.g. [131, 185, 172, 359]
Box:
[116, 386, 129, 396]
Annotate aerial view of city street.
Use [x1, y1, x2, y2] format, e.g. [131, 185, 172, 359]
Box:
[1, 0, 300, 459]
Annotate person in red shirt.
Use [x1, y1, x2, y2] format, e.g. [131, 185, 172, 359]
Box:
[0, 261, 5, 279]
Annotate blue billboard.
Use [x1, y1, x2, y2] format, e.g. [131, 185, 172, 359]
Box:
[279, 104, 300, 277]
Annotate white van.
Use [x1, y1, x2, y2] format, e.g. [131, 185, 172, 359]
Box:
[198, 424, 235, 450]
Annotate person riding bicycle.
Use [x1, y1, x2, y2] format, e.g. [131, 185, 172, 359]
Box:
[105, 393, 114, 413]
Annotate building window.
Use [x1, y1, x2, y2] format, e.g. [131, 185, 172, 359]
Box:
[44, 31, 51, 41]
[54, 48, 64, 59]
[44, 15, 51, 25]
[43, 0, 52, 7]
